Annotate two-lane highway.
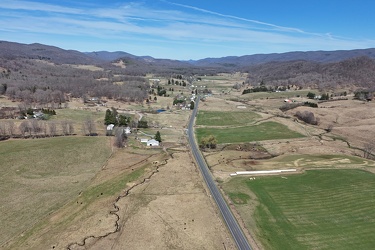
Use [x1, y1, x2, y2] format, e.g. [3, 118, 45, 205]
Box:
[187, 98, 252, 250]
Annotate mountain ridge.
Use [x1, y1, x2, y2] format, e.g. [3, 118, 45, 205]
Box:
[2, 40, 375, 68]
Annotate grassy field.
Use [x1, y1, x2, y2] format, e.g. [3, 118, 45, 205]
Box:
[196, 121, 304, 144]
[0, 136, 111, 247]
[223, 169, 375, 250]
[51, 108, 104, 123]
[196, 111, 261, 126]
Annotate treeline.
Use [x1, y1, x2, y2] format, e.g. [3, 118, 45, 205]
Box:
[0, 119, 73, 138]
[0, 117, 103, 139]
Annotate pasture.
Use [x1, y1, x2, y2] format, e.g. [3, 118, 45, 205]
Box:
[196, 121, 304, 144]
[196, 111, 261, 126]
[0, 136, 111, 247]
[223, 169, 375, 250]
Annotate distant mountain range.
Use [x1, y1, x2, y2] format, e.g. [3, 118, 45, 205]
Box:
[2, 40, 375, 69]
[191, 49, 375, 68]
[0, 41, 99, 65]
[2, 40, 375, 89]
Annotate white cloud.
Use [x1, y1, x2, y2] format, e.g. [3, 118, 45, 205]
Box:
[1, 0, 374, 59]
[1, 0, 82, 14]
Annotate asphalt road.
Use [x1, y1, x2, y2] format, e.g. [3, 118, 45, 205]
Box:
[187, 98, 252, 250]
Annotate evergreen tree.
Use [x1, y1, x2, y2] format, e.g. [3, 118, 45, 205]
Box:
[155, 131, 162, 142]
[118, 114, 130, 126]
[190, 101, 195, 110]
[104, 109, 117, 125]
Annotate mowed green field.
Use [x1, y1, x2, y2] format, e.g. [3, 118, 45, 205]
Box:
[196, 111, 261, 126]
[223, 169, 375, 250]
[196, 121, 304, 143]
[0, 137, 111, 247]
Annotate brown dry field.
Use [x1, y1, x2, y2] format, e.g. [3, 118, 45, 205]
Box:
[8, 145, 234, 250]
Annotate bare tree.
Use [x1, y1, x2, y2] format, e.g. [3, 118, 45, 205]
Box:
[0, 122, 6, 136]
[326, 124, 334, 132]
[7, 120, 16, 137]
[19, 120, 29, 137]
[40, 121, 48, 136]
[364, 143, 375, 159]
[68, 121, 75, 135]
[114, 127, 126, 148]
[48, 122, 57, 137]
[83, 118, 96, 136]
[61, 120, 69, 135]
[30, 119, 41, 136]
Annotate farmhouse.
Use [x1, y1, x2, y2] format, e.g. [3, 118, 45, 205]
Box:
[147, 139, 160, 147]
[124, 126, 131, 134]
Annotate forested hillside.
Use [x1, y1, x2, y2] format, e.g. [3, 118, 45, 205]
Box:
[244, 56, 375, 90]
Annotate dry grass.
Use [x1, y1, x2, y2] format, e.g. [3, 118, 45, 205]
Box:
[5, 146, 234, 250]
[0, 136, 112, 248]
[287, 99, 375, 148]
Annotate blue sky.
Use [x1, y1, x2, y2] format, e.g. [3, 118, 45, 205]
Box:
[0, 0, 374, 60]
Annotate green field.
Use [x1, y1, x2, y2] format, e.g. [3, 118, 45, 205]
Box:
[223, 169, 375, 250]
[196, 121, 304, 143]
[196, 111, 261, 126]
[0, 137, 111, 247]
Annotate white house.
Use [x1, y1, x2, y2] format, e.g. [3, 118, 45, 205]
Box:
[140, 138, 149, 143]
[106, 124, 115, 131]
[124, 126, 131, 134]
[147, 139, 160, 147]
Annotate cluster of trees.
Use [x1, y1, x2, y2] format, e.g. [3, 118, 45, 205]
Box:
[156, 85, 167, 96]
[242, 85, 269, 94]
[295, 111, 319, 125]
[137, 120, 148, 128]
[307, 92, 330, 100]
[173, 99, 185, 105]
[167, 79, 187, 86]
[303, 102, 318, 108]
[104, 108, 131, 126]
[199, 135, 217, 149]
[40, 108, 57, 116]
[354, 89, 374, 101]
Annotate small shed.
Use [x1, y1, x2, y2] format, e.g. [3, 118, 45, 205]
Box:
[147, 139, 160, 147]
